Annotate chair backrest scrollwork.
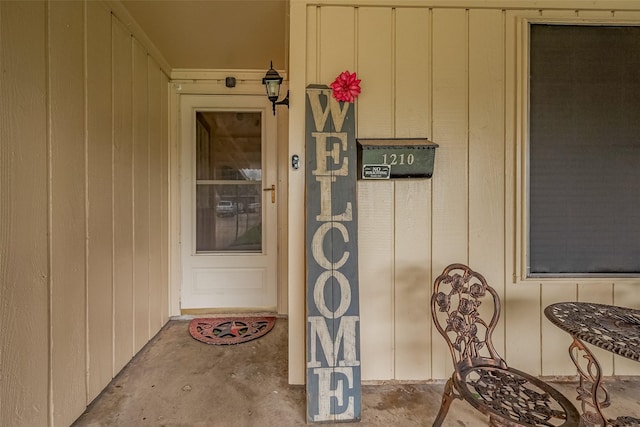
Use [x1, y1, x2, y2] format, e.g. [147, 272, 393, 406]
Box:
[431, 264, 505, 372]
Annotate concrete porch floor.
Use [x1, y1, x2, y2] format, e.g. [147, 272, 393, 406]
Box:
[73, 318, 640, 426]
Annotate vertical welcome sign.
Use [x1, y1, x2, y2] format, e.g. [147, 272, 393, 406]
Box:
[305, 84, 361, 423]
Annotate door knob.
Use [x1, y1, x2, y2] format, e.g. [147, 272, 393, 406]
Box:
[263, 184, 275, 203]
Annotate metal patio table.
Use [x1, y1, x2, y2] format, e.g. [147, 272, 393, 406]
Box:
[545, 302, 640, 426]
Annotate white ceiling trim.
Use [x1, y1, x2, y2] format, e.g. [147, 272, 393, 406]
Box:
[298, 0, 640, 10]
[171, 69, 288, 82]
[170, 69, 289, 96]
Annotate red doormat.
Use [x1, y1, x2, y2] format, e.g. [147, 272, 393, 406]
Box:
[188, 317, 276, 345]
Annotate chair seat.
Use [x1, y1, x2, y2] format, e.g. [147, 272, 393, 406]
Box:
[609, 415, 640, 426]
[453, 365, 580, 427]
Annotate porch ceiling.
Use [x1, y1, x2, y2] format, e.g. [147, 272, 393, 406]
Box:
[120, 0, 288, 71]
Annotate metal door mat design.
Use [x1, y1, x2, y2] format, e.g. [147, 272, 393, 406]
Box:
[189, 317, 276, 345]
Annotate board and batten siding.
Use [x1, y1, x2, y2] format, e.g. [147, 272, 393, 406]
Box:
[0, 1, 170, 425]
[288, 1, 640, 384]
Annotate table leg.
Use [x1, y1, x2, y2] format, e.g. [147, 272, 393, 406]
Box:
[568, 338, 610, 427]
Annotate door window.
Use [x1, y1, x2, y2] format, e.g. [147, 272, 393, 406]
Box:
[195, 111, 263, 253]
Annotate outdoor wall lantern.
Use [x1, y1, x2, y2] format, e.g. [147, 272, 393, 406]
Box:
[262, 61, 289, 115]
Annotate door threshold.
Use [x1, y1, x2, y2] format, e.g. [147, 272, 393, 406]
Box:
[178, 307, 280, 318]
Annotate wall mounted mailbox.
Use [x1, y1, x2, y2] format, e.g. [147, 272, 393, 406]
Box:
[357, 138, 438, 179]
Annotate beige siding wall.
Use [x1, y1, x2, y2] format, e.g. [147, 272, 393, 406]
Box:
[288, 1, 640, 384]
[0, 1, 170, 425]
[0, 3, 49, 426]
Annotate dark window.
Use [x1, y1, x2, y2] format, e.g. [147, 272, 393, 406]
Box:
[528, 24, 640, 276]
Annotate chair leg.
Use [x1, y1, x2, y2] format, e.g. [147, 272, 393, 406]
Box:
[432, 378, 456, 427]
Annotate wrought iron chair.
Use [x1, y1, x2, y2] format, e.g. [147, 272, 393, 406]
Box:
[431, 263, 580, 426]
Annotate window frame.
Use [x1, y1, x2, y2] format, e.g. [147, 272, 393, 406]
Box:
[514, 16, 640, 284]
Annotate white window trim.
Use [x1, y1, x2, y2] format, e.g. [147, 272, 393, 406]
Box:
[514, 16, 640, 284]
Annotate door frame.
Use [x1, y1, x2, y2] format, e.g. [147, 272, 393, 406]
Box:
[167, 70, 289, 316]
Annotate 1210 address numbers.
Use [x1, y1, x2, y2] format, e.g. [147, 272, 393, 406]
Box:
[381, 153, 415, 166]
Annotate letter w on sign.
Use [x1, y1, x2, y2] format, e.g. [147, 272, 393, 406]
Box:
[305, 85, 361, 423]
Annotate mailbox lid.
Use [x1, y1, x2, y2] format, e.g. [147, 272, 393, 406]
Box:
[357, 138, 438, 178]
[357, 138, 438, 149]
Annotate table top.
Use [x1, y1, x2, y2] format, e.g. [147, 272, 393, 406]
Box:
[544, 302, 640, 362]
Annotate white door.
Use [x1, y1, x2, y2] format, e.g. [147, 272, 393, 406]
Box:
[180, 94, 277, 311]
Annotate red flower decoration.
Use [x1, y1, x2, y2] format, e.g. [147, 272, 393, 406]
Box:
[330, 70, 361, 103]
